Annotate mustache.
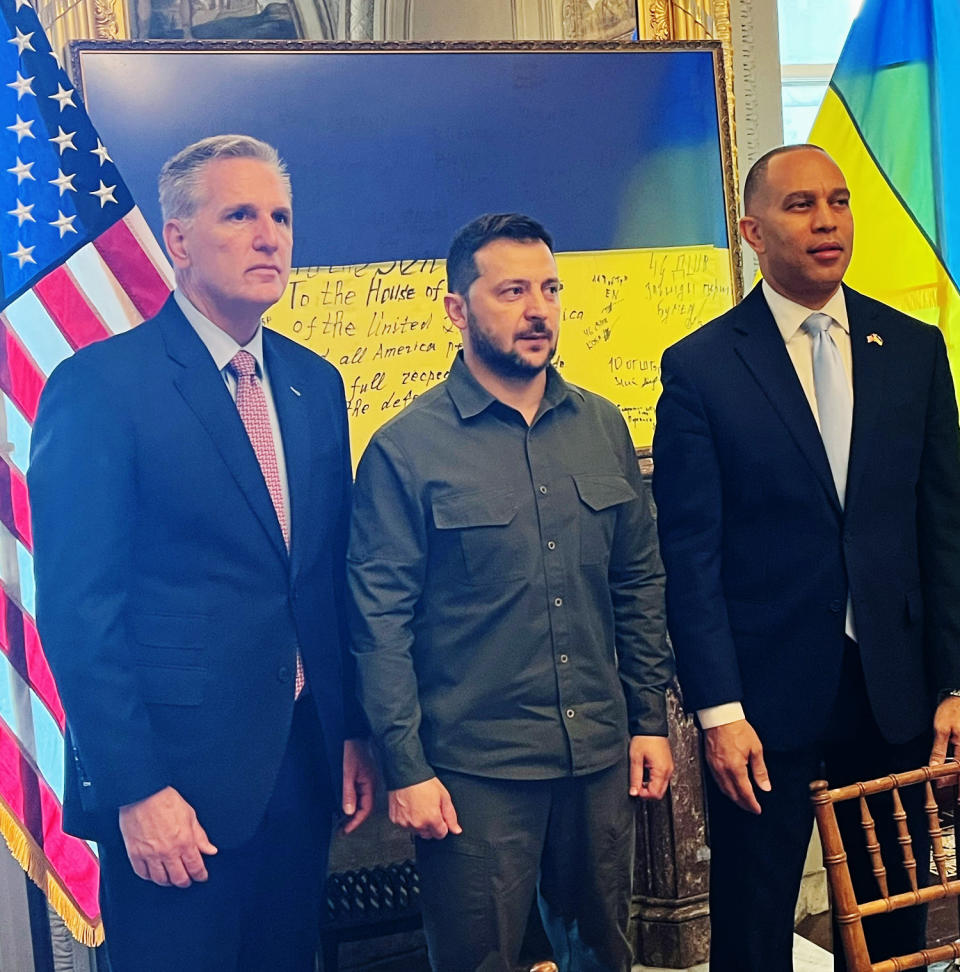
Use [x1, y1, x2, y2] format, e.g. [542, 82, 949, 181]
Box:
[517, 320, 552, 339]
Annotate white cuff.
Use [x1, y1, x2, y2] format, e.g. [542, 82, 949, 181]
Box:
[697, 702, 746, 729]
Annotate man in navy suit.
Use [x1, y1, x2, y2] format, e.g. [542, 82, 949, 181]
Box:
[28, 135, 375, 971]
[652, 144, 960, 969]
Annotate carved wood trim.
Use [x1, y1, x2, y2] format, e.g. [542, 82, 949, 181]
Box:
[39, 0, 128, 61]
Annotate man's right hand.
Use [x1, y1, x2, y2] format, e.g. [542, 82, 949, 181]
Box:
[118, 786, 218, 887]
[704, 719, 771, 815]
[388, 777, 462, 840]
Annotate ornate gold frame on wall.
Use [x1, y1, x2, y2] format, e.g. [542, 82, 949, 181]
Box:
[637, 0, 737, 196]
[71, 36, 742, 299]
[37, 0, 128, 60]
[45, 0, 738, 248]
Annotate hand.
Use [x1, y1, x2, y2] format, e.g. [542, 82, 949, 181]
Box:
[704, 719, 771, 815]
[118, 786, 217, 887]
[930, 696, 960, 765]
[388, 777, 462, 840]
[629, 735, 674, 799]
[341, 738, 377, 834]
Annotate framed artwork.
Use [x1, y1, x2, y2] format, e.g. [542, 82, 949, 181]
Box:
[73, 40, 741, 454]
[130, 0, 344, 39]
[562, 0, 638, 40]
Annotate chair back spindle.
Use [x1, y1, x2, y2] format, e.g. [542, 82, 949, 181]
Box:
[810, 760, 960, 972]
[859, 793, 889, 897]
[889, 783, 919, 893]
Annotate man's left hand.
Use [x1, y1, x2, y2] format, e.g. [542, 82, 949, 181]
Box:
[629, 734, 674, 799]
[930, 696, 960, 765]
[341, 738, 377, 834]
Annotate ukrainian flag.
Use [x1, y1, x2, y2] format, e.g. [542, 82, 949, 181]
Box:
[810, 0, 960, 393]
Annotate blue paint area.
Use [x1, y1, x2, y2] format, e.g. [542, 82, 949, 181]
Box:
[79, 49, 729, 265]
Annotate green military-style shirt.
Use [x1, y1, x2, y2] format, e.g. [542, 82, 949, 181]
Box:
[348, 352, 674, 790]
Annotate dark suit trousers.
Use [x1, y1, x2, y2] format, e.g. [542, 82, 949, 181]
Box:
[415, 757, 634, 972]
[97, 699, 334, 972]
[706, 640, 931, 972]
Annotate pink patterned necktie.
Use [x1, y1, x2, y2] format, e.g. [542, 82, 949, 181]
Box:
[227, 350, 304, 697]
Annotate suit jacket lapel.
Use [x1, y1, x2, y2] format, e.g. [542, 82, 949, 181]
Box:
[158, 298, 288, 561]
[732, 286, 842, 514]
[844, 286, 886, 512]
[264, 331, 311, 578]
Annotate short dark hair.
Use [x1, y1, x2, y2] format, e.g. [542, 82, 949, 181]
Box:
[742, 144, 828, 214]
[446, 213, 554, 296]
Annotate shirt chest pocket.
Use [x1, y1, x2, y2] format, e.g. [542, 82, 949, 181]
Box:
[431, 489, 525, 585]
[573, 474, 638, 567]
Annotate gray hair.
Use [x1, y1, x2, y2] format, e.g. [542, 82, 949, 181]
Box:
[158, 134, 291, 223]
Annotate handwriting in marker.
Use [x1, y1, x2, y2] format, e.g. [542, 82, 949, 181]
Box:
[272, 247, 734, 456]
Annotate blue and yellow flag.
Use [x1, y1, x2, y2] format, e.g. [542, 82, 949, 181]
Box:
[810, 0, 960, 392]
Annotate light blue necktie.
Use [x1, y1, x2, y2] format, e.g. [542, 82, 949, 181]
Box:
[802, 312, 852, 506]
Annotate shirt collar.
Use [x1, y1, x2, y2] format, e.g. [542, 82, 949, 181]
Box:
[445, 351, 582, 420]
[761, 279, 850, 343]
[174, 288, 266, 376]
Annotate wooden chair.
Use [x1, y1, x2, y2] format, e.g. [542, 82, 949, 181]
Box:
[810, 759, 960, 971]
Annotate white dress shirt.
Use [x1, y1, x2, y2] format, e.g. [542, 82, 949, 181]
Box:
[762, 279, 853, 421]
[697, 281, 855, 730]
[174, 289, 291, 534]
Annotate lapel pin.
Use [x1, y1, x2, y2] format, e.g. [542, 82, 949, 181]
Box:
[866, 333, 883, 347]
[290, 385, 302, 397]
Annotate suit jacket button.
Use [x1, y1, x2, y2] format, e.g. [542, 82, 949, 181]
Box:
[829, 599, 842, 613]
[277, 665, 291, 682]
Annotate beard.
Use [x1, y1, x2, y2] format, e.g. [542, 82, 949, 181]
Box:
[465, 309, 555, 380]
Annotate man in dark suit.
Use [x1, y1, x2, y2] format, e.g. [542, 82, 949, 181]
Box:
[28, 134, 375, 972]
[652, 144, 960, 970]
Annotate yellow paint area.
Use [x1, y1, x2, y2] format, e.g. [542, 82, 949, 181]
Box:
[264, 246, 735, 461]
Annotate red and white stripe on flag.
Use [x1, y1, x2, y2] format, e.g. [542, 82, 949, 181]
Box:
[1, 0, 173, 945]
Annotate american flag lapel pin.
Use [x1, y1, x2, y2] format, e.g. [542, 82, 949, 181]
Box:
[866, 333, 883, 347]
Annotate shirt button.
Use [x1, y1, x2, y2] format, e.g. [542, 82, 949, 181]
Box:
[539, 485, 548, 494]
[547, 541, 556, 550]
[566, 708, 575, 719]
[554, 597, 563, 607]
[559, 654, 569, 664]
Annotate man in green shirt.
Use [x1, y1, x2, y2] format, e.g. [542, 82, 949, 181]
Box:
[348, 213, 674, 972]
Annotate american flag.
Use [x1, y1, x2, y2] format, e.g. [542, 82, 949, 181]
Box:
[0, 0, 171, 945]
